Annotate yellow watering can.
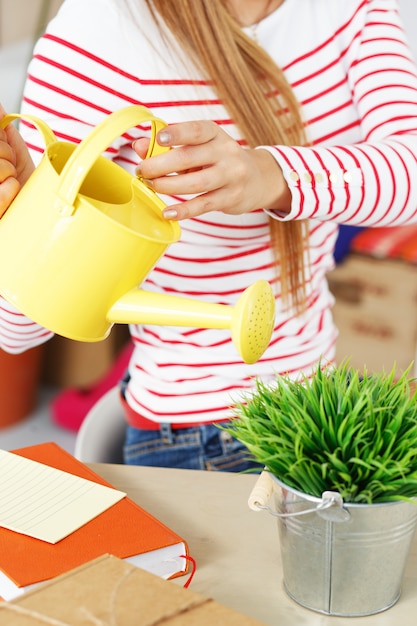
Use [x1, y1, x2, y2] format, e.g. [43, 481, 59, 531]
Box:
[0, 106, 275, 364]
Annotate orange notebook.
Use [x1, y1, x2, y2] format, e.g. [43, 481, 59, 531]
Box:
[0, 442, 189, 601]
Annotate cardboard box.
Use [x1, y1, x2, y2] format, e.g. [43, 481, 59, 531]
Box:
[328, 254, 417, 375]
[0, 554, 266, 625]
[41, 324, 131, 388]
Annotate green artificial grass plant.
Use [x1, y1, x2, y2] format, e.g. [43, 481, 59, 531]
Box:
[225, 360, 417, 504]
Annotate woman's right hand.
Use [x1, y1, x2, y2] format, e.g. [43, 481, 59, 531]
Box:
[134, 120, 291, 221]
[0, 105, 35, 218]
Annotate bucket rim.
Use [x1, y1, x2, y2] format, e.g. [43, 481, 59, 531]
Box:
[269, 471, 416, 509]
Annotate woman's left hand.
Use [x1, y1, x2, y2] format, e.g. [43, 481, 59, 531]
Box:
[0, 105, 35, 218]
[133, 120, 290, 220]
[0, 127, 20, 218]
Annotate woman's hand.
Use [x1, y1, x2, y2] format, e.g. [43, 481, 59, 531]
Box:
[134, 120, 290, 220]
[0, 105, 35, 218]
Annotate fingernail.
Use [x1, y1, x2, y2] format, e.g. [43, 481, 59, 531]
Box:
[135, 163, 142, 176]
[138, 177, 154, 190]
[163, 208, 178, 219]
[158, 130, 171, 145]
[131, 140, 138, 150]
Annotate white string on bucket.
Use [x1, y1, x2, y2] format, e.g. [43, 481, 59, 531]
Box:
[248, 470, 351, 522]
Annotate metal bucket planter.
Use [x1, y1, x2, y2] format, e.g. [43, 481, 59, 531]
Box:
[250, 472, 417, 617]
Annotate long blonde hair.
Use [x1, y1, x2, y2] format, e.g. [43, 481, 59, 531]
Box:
[144, 0, 309, 312]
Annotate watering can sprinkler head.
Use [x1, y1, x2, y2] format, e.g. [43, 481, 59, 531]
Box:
[107, 280, 276, 365]
[230, 280, 275, 364]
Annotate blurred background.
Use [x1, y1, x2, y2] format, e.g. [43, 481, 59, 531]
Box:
[0, 0, 63, 111]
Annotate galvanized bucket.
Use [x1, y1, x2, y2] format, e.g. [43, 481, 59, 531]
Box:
[249, 472, 417, 616]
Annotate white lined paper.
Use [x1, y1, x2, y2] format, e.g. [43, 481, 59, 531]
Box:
[0, 449, 126, 543]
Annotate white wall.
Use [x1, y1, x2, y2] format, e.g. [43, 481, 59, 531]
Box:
[0, 0, 63, 47]
[0, 0, 63, 111]
[399, 0, 417, 60]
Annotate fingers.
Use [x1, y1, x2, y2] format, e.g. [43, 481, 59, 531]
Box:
[136, 121, 241, 200]
[131, 120, 281, 221]
[1, 124, 34, 186]
[0, 176, 19, 218]
[136, 120, 219, 177]
[133, 120, 217, 162]
[0, 127, 20, 217]
[132, 137, 150, 160]
[0, 135, 18, 187]
[156, 119, 218, 148]
[161, 188, 240, 221]
[0, 128, 17, 167]
[0, 157, 17, 183]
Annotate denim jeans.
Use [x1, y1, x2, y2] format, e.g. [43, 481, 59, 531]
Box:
[123, 422, 263, 472]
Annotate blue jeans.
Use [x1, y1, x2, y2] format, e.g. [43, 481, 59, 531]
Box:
[123, 422, 263, 472]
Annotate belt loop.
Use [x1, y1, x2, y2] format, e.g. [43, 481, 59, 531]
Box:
[160, 422, 174, 442]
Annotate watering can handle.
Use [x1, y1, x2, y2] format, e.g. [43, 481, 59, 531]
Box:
[0, 113, 58, 146]
[0, 106, 168, 217]
[248, 471, 351, 522]
[55, 106, 168, 216]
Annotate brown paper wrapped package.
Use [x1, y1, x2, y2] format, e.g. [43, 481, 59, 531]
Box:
[0, 554, 266, 625]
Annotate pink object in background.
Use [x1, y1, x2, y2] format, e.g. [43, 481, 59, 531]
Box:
[50, 341, 134, 432]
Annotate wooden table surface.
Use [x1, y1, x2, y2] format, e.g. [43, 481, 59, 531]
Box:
[91, 463, 417, 626]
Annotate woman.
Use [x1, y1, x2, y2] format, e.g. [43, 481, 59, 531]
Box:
[1, 0, 417, 469]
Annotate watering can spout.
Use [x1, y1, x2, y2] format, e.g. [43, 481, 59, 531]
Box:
[107, 280, 275, 364]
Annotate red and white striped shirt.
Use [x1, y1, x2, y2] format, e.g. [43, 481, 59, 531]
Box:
[1, 0, 417, 423]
